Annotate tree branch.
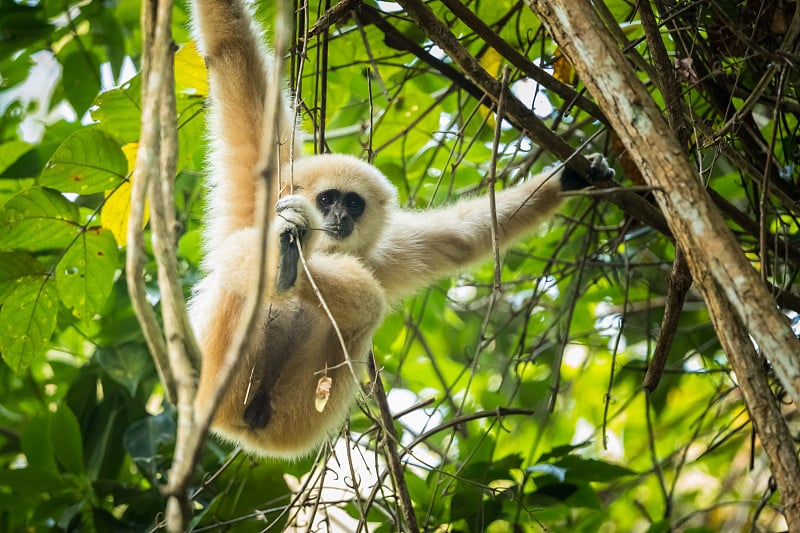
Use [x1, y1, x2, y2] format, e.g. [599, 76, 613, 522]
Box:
[394, 0, 671, 236]
[526, 1, 800, 528]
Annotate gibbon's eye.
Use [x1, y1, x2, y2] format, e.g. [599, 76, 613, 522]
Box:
[344, 192, 365, 218]
[317, 190, 339, 211]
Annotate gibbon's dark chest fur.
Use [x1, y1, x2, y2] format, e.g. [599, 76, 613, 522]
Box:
[244, 302, 317, 430]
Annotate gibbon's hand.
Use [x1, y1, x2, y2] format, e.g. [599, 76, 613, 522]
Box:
[275, 195, 322, 293]
[560, 153, 615, 191]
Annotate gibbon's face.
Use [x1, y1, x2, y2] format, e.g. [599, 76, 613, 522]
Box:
[288, 154, 398, 256]
[316, 189, 365, 241]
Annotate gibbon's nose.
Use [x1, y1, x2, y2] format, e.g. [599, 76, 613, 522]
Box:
[331, 205, 348, 224]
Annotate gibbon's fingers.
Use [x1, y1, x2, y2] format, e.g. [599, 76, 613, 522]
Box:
[560, 153, 615, 191]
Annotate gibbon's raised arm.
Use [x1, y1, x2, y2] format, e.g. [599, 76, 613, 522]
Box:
[190, 0, 299, 254]
[370, 162, 606, 306]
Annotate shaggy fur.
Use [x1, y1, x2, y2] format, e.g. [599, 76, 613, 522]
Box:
[188, 0, 608, 458]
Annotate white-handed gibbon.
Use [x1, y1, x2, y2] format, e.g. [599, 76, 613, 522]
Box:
[188, 0, 612, 458]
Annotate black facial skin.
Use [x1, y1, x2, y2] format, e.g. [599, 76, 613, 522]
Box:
[316, 189, 365, 239]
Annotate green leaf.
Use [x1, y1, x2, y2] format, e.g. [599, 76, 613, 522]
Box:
[96, 344, 150, 396]
[57, 44, 102, 115]
[0, 4, 53, 58]
[40, 129, 127, 195]
[0, 467, 64, 497]
[56, 227, 119, 319]
[552, 456, 636, 482]
[0, 187, 81, 251]
[0, 252, 45, 302]
[21, 412, 58, 474]
[0, 275, 58, 371]
[0, 140, 32, 175]
[91, 76, 143, 143]
[52, 403, 84, 476]
[526, 482, 580, 506]
[124, 413, 176, 460]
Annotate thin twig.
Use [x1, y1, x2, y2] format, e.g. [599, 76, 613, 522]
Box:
[368, 354, 420, 533]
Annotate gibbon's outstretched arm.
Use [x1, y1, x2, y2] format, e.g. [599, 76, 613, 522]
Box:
[371, 157, 610, 305]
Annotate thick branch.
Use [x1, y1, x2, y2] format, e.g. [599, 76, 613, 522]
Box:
[526, 0, 800, 403]
[126, 0, 176, 406]
[395, 0, 671, 236]
[439, 0, 606, 122]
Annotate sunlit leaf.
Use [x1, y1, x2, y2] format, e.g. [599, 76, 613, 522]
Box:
[175, 41, 208, 96]
[479, 47, 503, 78]
[0, 187, 80, 251]
[552, 47, 575, 85]
[0, 252, 45, 302]
[0, 140, 32, 175]
[102, 142, 147, 245]
[40, 129, 127, 195]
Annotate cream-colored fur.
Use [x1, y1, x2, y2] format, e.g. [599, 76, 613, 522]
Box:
[188, 0, 600, 458]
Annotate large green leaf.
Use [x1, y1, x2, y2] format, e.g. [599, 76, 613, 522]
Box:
[553, 456, 636, 483]
[56, 227, 119, 320]
[40, 129, 127, 195]
[91, 76, 143, 143]
[0, 187, 81, 251]
[52, 403, 85, 476]
[96, 344, 151, 396]
[58, 46, 102, 116]
[21, 412, 59, 474]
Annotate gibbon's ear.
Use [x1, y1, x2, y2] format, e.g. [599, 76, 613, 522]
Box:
[560, 153, 614, 191]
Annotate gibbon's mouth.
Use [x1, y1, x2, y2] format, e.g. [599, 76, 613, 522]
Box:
[327, 224, 353, 240]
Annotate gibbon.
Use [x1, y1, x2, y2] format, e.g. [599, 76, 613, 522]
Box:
[187, 0, 612, 458]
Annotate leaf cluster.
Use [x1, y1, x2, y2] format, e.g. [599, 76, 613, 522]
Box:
[0, 0, 797, 531]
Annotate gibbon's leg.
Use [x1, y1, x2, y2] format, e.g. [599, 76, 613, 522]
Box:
[370, 154, 613, 305]
[219, 254, 387, 450]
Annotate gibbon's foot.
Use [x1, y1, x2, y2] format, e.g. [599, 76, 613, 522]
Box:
[243, 388, 271, 430]
[560, 153, 615, 191]
[275, 196, 319, 293]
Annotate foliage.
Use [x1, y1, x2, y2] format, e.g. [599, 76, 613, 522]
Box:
[0, 0, 797, 531]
